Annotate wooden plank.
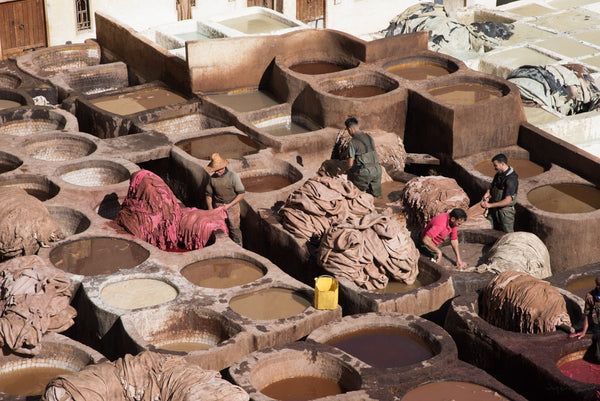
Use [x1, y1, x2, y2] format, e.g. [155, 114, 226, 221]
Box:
[296, 0, 323, 23]
[0, 0, 46, 59]
[247, 0, 274, 8]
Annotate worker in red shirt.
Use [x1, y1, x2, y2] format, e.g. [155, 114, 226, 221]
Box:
[417, 208, 467, 268]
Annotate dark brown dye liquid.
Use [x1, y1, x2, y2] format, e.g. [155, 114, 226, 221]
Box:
[372, 278, 424, 294]
[49, 237, 149, 275]
[329, 85, 387, 98]
[429, 83, 503, 105]
[528, 183, 600, 214]
[181, 258, 264, 288]
[386, 62, 449, 80]
[242, 174, 293, 192]
[474, 158, 545, 179]
[438, 242, 491, 269]
[0, 162, 17, 174]
[401, 381, 510, 401]
[290, 62, 345, 75]
[0, 366, 73, 396]
[229, 288, 311, 320]
[177, 134, 260, 160]
[373, 180, 405, 207]
[567, 275, 596, 299]
[327, 326, 433, 368]
[261, 376, 343, 400]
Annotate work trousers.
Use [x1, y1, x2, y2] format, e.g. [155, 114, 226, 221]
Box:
[216, 202, 242, 246]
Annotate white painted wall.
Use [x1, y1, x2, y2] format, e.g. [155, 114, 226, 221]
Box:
[191, 0, 247, 20]
[324, 0, 419, 37]
[45, 0, 178, 46]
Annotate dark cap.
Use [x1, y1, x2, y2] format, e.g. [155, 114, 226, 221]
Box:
[344, 117, 358, 128]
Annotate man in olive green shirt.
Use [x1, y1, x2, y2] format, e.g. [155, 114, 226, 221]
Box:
[343, 117, 382, 198]
[205, 153, 245, 246]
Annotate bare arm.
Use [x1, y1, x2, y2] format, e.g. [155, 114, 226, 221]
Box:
[422, 235, 443, 263]
[206, 196, 213, 210]
[450, 238, 467, 268]
[344, 157, 354, 173]
[482, 195, 513, 209]
[225, 193, 245, 210]
[571, 313, 589, 339]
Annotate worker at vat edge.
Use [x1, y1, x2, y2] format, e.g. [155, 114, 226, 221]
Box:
[205, 153, 245, 246]
[480, 153, 518, 233]
[416, 208, 468, 268]
[342, 117, 382, 198]
[570, 276, 600, 363]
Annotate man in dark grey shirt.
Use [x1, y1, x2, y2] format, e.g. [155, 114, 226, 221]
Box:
[205, 153, 245, 245]
[481, 153, 519, 232]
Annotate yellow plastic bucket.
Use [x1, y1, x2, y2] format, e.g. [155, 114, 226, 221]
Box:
[314, 275, 338, 310]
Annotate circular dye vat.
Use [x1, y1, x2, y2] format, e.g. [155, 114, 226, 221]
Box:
[24, 135, 97, 161]
[528, 183, 600, 214]
[567, 275, 596, 299]
[177, 134, 261, 160]
[0, 365, 73, 396]
[181, 258, 264, 288]
[438, 242, 491, 269]
[100, 278, 178, 310]
[329, 85, 387, 98]
[229, 288, 311, 320]
[0, 159, 21, 174]
[373, 180, 405, 207]
[327, 326, 433, 368]
[290, 61, 346, 75]
[0, 176, 60, 201]
[558, 350, 600, 385]
[49, 237, 149, 276]
[89, 87, 187, 116]
[158, 340, 213, 352]
[0, 99, 21, 110]
[401, 381, 510, 401]
[474, 158, 545, 179]
[429, 83, 503, 105]
[261, 376, 344, 400]
[0, 119, 64, 136]
[59, 165, 129, 187]
[242, 174, 293, 193]
[386, 61, 450, 81]
[0, 73, 21, 89]
[372, 278, 424, 294]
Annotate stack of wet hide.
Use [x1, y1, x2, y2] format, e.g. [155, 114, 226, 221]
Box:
[117, 170, 228, 250]
[281, 161, 419, 290]
[400, 175, 470, 230]
[43, 351, 249, 401]
[383, 3, 513, 54]
[508, 63, 600, 115]
[0, 187, 64, 260]
[480, 271, 571, 334]
[0, 256, 76, 355]
[467, 232, 552, 279]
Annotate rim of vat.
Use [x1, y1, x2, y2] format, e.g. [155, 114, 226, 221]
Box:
[46, 205, 92, 237]
[316, 70, 401, 98]
[0, 150, 23, 173]
[53, 159, 134, 188]
[180, 253, 269, 289]
[175, 131, 264, 160]
[0, 173, 61, 201]
[236, 161, 303, 191]
[16, 42, 101, 78]
[400, 379, 516, 401]
[307, 312, 457, 364]
[0, 72, 23, 89]
[0, 106, 78, 135]
[22, 131, 98, 161]
[277, 52, 361, 75]
[0, 88, 34, 108]
[420, 74, 512, 105]
[382, 54, 461, 77]
[227, 285, 314, 322]
[525, 182, 600, 216]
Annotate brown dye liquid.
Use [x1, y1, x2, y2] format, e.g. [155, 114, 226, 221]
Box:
[181, 258, 264, 288]
[159, 341, 212, 352]
[0, 100, 21, 110]
[219, 14, 293, 34]
[474, 158, 545, 179]
[429, 83, 502, 105]
[401, 381, 510, 401]
[567, 276, 596, 299]
[386, 62, 449, 80]
[372, 278, 424, 294]
[49, 237, 149, 275]
[438, 242, 491, 268]
[373, 180, 405, 207]
[259, 120, 309, 137]
[329, 85, 387, 98]
[229, 288, 310, 320]
[0, 366, 73, 396]
[261, 376, 343, 400]
[327, 326, 433, 368]
[90, 87, 187, 116]
[290, 62, 345, 75]
[177, 134, 260, 160]
[207, 90, 280, 112]
[528, 184, 600, 214]
[242, 174, 293, 192]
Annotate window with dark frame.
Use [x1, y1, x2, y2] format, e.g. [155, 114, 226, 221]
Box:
[76, 0, 91, 31]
